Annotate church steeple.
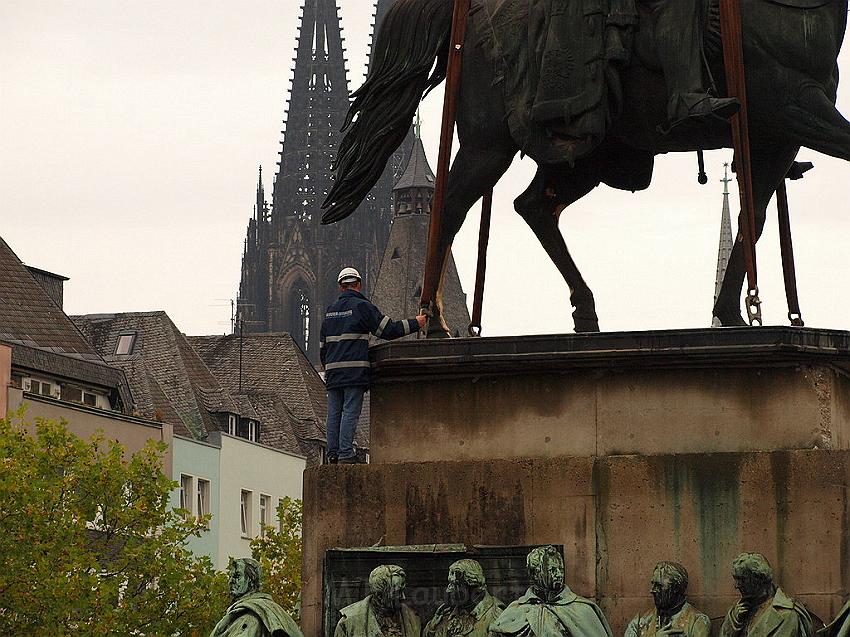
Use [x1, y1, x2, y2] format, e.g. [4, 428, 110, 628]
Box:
[393, 121, 436, 215]
[372, 124, 470, 338]
[712, 163, 735, 327]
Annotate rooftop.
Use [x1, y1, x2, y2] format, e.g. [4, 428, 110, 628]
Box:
[188, 333, 334, 455]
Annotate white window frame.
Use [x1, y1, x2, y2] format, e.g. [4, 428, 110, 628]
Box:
[25, 377, 58, 398]
[196, 478, 210, 518]
[180, 474, 193, 514]
[240, 490, 252, 538]
[228, 414, 237, 436]
[248, 420, 258, 442]
[259, 494, 271, 536]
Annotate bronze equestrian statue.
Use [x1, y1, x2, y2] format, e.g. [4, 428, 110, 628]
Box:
[324, 0, 850, 334]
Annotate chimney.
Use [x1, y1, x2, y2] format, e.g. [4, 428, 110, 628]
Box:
[25, 266, 69, 309]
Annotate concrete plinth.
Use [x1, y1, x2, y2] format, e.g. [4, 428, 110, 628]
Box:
[302, 328, 850, 637]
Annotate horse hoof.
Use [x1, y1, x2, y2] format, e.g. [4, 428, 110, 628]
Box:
[714, 312, 747, 327]
[574, 319, 600, 333]
[425, 324, 452, 339]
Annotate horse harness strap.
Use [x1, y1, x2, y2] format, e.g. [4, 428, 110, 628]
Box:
[777, 182, 804, 327]
[719, 0, 762, 325]
[421, 0, 474, 323]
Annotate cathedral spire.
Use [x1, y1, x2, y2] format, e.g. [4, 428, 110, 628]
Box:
[712, 163, 735, 327]
[255, 166, 264, 221]
[272, 0, 350, 226]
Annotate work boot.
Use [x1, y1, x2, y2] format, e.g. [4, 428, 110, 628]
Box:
[663, 93, 740, 133]
[339, 456, 360, 465]
[327, 453, 338, 465]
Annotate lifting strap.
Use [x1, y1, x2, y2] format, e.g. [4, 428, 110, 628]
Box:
[719, 0, 762, 325]
[420, 0, 473, 322]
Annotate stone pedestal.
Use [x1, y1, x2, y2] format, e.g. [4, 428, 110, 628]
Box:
[302, 328, 850, 637]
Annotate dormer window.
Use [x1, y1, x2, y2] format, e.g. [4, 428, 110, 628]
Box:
[115, 333, 137, 356]
[227, 414, 237, 436]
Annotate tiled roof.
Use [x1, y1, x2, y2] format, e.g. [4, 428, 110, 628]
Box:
[0, 236, 131, 405]
[0, 237, 102, 363]
[188, 333, 334, 455]
[72, 312, 253, 440]
[393, 136, 436, 191]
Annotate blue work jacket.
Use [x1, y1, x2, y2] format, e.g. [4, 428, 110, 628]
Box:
[320, 290, 419, 389]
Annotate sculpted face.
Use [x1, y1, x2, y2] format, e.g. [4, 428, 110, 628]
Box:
[531, 551, 565, 598]
[446, 565, 474, 608]
[733, 573, 761, 599]
[651, 569, 682, 612]
[229, 561, 251, 599]
[376, 572, 406, 612]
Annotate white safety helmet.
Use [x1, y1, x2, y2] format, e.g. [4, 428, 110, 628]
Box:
[337, 267, 362, 285]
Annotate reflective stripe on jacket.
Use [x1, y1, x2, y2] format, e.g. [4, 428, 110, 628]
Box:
[320, 290, 419, 389]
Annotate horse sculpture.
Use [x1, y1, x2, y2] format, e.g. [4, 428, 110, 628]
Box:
[323, 0, 850, 334]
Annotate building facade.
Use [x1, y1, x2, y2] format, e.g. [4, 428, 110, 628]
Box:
[0, 237, 174, 472]
[170, 431, 306, 570]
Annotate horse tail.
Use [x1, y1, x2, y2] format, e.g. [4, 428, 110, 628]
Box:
[322, 0, 453, 224]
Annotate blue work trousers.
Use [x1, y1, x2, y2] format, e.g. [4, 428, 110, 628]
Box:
[326, 386, 366, 460]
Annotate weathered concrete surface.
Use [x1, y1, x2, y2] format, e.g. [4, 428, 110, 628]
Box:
[370, 328, 850, 462]
[302, 451, 850, 637]
[371, 365, 849, 461]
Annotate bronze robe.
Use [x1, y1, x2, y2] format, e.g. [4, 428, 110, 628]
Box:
[209, 592, 304, 637]
[823, 600, 850, 637]
[624, 603, 711, 637]
[425, 592, 504, 637]
[489, 586, 613, 637]
[720, 589, 813, 637]
[335, 596, 421, 637]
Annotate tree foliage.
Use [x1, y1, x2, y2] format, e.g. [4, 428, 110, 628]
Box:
[250, 496, 303, 618]
[0, 411, 230, 635]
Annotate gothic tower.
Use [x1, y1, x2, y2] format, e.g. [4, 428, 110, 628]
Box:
[239, 0, 400, 363]
[712, 163, 735, 327]
[372, 124, 470, 337]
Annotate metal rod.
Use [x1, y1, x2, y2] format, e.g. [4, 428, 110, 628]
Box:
[420, 0, 472, 314]
[719, 0, 762, 325]
[469, 190, 493, 336]
[776, 181, 804, 326]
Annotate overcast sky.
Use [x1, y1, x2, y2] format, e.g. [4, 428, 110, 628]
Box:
[2, 1, 849, 337]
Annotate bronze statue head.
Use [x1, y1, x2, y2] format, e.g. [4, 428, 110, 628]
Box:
[229, 557, 262, 600]
[446, 559, 487, 609]
[731, 553, 776, 602]
[528, 546, 565, 601]
[369, 565, 407, 614]
[651, 561, 689, 614]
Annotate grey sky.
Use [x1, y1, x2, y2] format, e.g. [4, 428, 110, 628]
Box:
[2, 1, 849, 337]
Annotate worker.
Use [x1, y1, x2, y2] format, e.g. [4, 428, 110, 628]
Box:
[320, 267, 427, 464]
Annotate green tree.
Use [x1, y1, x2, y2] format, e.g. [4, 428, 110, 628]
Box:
[0, 411, 230, 635]
[250, 496, 302, 618]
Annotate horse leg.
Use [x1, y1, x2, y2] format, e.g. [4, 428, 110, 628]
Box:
[713, 142, 800, 325]
[425, 144, 515, 338]
[515, 168, 602, 332]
